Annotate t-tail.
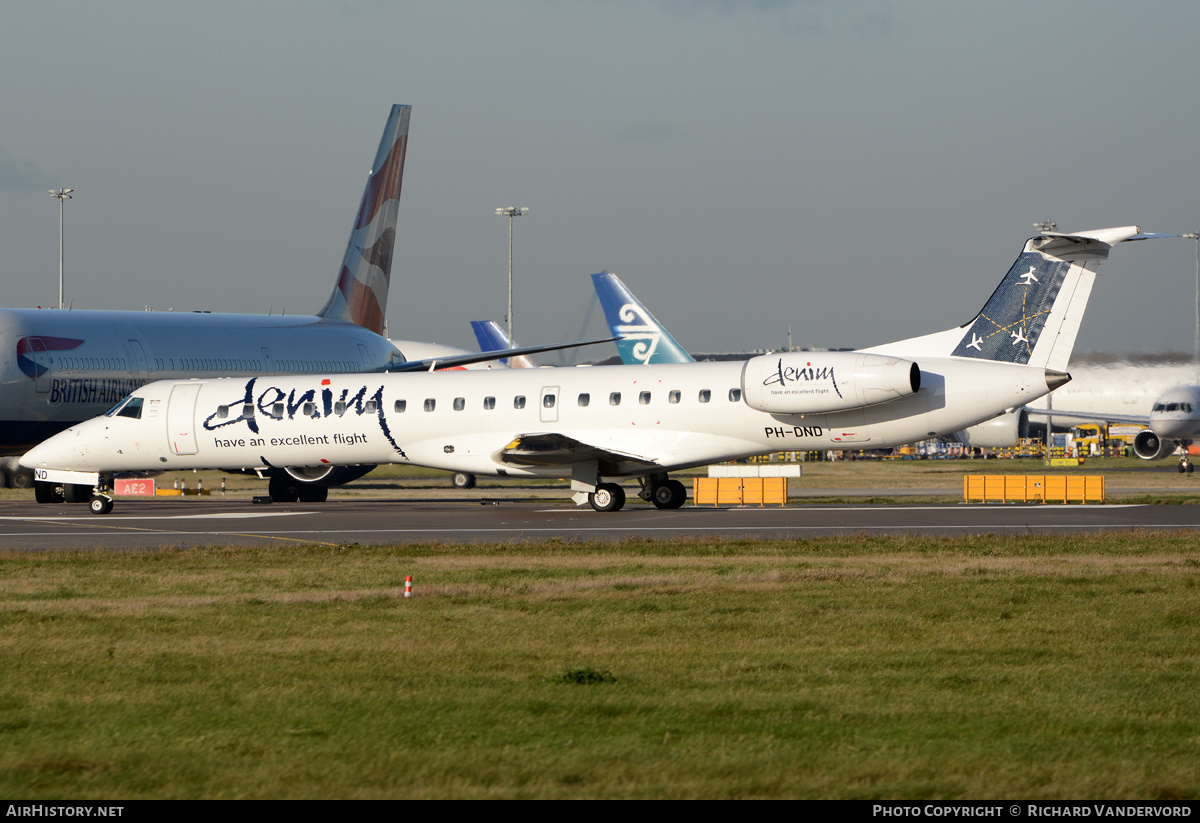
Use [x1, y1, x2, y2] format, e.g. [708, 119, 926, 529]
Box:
[864, 226, 1167, 373]
[591, 272, 694, 365]
[317, 104, 411, 336]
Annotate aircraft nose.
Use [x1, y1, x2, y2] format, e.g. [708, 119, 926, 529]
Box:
[19, 422, 104, 471]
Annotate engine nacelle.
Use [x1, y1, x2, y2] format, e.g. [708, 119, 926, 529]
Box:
[284, 464, 376, 486]
[954, 408, 1029, 448]
[1133, 430, 1176, 461]
[740, 352, 920, 414]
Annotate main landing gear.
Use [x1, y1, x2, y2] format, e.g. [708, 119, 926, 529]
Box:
[588, 483, 626, 512]
[585, 475, 688, 512]
[638, 474, 687, 510]
[268, 473, 329, 502]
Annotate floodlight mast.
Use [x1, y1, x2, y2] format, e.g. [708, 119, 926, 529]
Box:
[49, 188, 74, 309]
[1186, 232, 1200, 381]
[495, 206, 529, 344]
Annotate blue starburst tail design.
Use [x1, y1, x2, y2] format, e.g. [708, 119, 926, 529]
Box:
[951, 251, 1072, 364]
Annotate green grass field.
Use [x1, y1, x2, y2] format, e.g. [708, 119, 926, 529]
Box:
[2, 532, 1199, 799]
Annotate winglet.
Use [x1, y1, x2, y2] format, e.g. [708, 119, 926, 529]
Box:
[317, 105, 410, 335]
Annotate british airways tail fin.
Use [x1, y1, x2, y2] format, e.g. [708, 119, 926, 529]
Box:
[470, 320, 538, 368]
[317, 105, 410, 336]
[591, 272, 694, 365]
[864, 227, 1164, 372]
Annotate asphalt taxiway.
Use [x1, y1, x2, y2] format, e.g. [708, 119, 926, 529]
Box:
[2, 496, 1199, 550]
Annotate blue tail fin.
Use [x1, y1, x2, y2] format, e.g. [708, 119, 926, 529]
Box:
[591, 272, 693, 365]
[470, 320, 537, 368]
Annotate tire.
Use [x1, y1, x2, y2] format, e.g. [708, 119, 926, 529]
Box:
[452, 472, 477, 490]
[11, 469, 35, 490]
[88, 496, 114, 515]
[589, 483, 626, 512]
[296, 484, 329, 503]
[268, 474, 300, 503]
[34, 481, 65, 504]
[0, 469, 8, 489]
[651, 479, 687, 510]
[64, 483, 93, 504]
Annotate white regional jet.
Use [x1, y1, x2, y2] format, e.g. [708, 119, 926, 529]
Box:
[0, 105, 585, 501]
[22, 226, 1153, 514]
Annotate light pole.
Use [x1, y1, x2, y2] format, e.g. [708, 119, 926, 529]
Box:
[494, 206, 528, 344]
[1185, 232, 1200, 381]
[49, 188, 74, 309]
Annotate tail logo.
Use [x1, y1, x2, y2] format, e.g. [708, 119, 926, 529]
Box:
[615, 302, 662, 365]
[951, 251, 1071, 364]
[16, 336, 85, 379]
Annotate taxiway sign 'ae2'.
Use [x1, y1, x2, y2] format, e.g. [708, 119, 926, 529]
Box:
[23, 226, 1157, 514]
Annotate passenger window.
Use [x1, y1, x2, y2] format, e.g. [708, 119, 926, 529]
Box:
[303, 402, 316, 417]
[335, 401, 347, 416]
[729, 389, 742, 402]
[365, 400, 378, 414]
[394, 400, 407, 413]
[514, 396, 526, 409]
[216, 405, 229, 419]
[609, 392, 621, 406]
[424, 399, 436, 412]
[272, 402, 285, 419]
[578, 393, 590, 407]
[699, 389, 711, 403]
[639, 391, 651, 405]
[453, 397, 465, 411]
[241, 404, 254, 418]
[669, 390, 680, 404]
[484, 396, 496, 410]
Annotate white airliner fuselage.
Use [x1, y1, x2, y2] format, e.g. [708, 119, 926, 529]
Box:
[22, 354, 1052, 487]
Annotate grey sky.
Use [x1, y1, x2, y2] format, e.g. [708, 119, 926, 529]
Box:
[2, 0, 1198, 358]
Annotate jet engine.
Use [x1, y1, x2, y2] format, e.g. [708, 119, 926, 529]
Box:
[1133, 430, 1176, 461]
[954, 408, 1029, 448]
[740, 352, 920, 414]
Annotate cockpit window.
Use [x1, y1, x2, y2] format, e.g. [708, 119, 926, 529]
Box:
[116, 397, 144, 420]
[106, 396, 135, 417]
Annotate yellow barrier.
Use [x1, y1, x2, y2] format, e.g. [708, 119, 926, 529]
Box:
[693, 477, 788, 507]
[963, 475, 1104, 504]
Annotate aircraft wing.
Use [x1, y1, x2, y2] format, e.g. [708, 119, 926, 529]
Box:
[498, 432, 660, 470]
[390, 337, 617, 372]
[1026, 408, 1149, 426]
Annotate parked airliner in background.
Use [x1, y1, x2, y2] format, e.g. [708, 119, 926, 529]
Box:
[1034, 382, 1200, 471]
[1, 105, 591, 501]
[24, 226, 1159, 514]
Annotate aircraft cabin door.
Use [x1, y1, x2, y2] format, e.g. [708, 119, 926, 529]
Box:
[127, 339, 150, 383]
[540, 386, 559, 424]
[167, 383, 202, 455]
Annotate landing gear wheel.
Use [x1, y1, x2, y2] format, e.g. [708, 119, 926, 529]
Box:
[268, 474, 300, 503]
[88, 495, 113, 515]
[296, 484, 329, 503]
[11, 469, 34, 490]
[452, 472, 477, 489]
[64, 483, 92, 504]
[589, 483, 626, 512]
[651, 479, 687, 510]
[34, 481, 65, 504]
